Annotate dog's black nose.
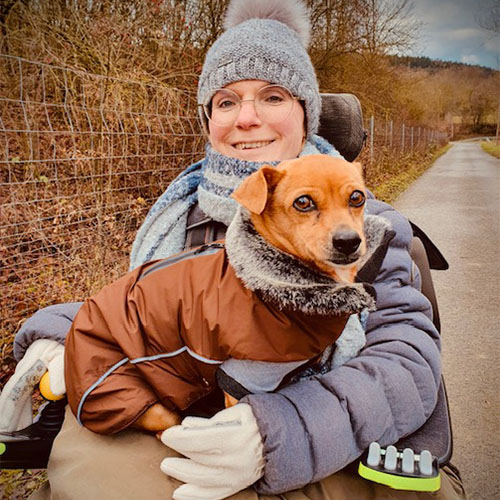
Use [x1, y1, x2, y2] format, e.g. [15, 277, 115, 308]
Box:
[332, 231, 361, 255]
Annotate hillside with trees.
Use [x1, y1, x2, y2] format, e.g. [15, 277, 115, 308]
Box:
[390, 56, 498, 137]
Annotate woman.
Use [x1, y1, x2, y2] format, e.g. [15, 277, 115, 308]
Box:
[19, 1, 465, 499]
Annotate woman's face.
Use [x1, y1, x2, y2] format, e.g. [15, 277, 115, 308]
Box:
[207, 80, 306, 162]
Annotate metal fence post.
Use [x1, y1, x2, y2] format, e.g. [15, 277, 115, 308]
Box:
[370, 115, 374, 164]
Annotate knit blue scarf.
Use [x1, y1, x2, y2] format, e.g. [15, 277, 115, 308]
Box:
[129, 134, 342, 270]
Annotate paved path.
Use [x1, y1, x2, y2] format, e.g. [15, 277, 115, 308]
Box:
[393, 142, 499, 500]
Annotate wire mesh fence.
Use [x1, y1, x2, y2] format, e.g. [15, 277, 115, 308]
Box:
[357, 115, 448, 192]
[0, 54, 448, 351]
[0, 54, 205, 346]
[365, 115, 448, 164]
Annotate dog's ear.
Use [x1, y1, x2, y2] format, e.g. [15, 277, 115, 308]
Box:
[232, 166, 283, 214]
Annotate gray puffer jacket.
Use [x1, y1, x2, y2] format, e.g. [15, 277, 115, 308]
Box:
[14, 198, 440, 495]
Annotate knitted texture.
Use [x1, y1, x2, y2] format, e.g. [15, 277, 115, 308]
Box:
[197, 0, 320, 138]
[129, 135, 341, 270]
[198, 146, 279, 226]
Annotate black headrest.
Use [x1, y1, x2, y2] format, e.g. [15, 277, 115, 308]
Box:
[318, 93, 366, 161]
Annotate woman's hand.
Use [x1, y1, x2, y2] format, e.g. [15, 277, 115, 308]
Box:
[160, 403, 264, 500]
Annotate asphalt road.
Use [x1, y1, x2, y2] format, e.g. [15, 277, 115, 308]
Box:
[393, 141, 499, 500]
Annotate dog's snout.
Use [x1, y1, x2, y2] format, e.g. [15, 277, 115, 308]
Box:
[332, 230, 361, 256]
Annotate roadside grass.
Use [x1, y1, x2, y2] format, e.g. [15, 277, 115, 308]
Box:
[480, 141, 500, 159]
[369, 144, 452, 203]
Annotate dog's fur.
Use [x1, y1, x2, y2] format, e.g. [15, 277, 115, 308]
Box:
[135, 155, 368, 433]
[233, 155, 367, 284]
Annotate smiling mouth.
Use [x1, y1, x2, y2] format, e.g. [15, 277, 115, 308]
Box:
[233, 140, 274, 150]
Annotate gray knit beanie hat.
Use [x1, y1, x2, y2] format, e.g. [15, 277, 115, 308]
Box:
[197, 0, 321, 139]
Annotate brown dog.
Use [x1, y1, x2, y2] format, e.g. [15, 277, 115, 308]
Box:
[233, 155, 367, 284]
[133, 155, 367, 433]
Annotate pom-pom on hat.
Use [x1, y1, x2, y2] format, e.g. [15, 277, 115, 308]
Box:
[197, 0, 321, 139]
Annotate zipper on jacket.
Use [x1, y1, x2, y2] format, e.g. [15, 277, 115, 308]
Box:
[139, 243, 225, 281]
[193, 242, 224, 254]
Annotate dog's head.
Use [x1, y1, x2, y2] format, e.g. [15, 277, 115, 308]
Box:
[232, 155, 367, 283]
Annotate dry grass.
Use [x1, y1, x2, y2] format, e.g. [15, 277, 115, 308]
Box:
[480, 141, 500, 159]
[369, 144, 452, 202]
[0, 470, 47, 500]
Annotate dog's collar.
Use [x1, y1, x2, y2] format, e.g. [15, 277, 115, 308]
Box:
[225, 208, 393, 315]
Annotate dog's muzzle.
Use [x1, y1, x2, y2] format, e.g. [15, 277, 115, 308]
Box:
[330, 229, 363, 264]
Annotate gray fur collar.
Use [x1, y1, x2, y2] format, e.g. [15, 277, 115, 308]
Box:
[225, 209, 392, 315]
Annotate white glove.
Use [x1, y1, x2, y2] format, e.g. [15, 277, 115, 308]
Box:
[160, 403, 265, 500]
[46, 349, 66, 396]
[0, 339, 65, 432]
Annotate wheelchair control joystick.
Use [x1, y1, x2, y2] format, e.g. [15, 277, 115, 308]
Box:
[0, 373, 67, 470]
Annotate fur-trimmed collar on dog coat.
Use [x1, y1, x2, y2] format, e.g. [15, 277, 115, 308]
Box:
[65, 212, 392, 435]
[226, 207, 393, 315]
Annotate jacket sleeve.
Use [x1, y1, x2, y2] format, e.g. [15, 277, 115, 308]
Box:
[242, 201, 442, 494]
[65, 270, 160, 435]
[13, 302, 83, 361]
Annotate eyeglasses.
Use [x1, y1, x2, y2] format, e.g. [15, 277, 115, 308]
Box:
[200, 85, 301, 126]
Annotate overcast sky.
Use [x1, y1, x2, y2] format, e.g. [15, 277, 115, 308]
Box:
[408, 0, 499, 69]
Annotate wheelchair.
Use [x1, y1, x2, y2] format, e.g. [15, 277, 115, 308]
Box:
[0, 93, 451, 474]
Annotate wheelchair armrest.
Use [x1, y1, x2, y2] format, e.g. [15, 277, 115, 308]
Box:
[410, 221, 449, 271]
[395, 379, 453, 466]
[402, 233, 452, 465]
[410, 236, 441, 331]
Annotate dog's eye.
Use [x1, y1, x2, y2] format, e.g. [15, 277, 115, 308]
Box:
[349, 190, 365, 208]
[293, 195, 316, 212]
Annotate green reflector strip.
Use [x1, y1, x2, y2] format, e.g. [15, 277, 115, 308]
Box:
[358, 462, 441, 492]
